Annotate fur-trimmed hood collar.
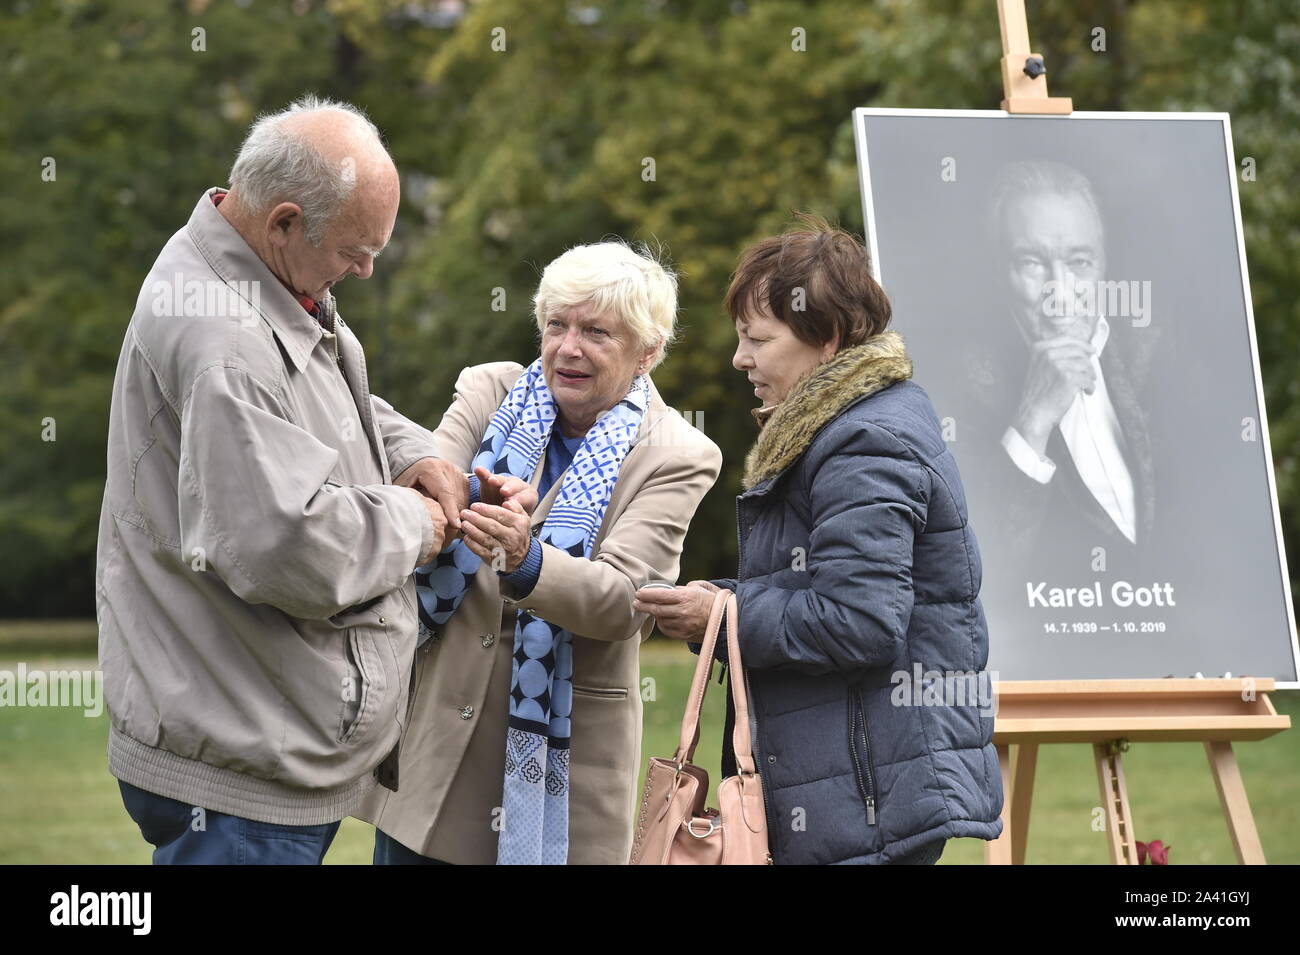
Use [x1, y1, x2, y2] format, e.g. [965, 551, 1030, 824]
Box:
[742, 331, 912, 489]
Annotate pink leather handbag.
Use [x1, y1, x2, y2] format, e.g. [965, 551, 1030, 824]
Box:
[630, 588, 772, 864]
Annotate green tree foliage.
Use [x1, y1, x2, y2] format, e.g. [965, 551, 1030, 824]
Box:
[0, 0, 351, 614]
[2, 0, 1297, 619]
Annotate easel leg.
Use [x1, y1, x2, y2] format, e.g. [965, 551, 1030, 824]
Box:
[1010, 743, 1037, 865]
[985, 743, 1014, 864]
[1204, 741, 1267, 864]
[1095, 741, 1138, 864]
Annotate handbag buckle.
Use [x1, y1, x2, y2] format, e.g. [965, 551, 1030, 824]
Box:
[685, 816, 719, 839]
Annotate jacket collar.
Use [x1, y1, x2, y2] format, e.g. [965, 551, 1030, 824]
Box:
[186, 187, 326, 373]
[742, 330, 912, 490]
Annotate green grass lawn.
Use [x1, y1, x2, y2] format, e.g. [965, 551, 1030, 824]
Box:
[2, 625, 1297, 864]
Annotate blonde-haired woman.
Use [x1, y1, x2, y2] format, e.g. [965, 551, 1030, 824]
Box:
[356, 242, 722, 864]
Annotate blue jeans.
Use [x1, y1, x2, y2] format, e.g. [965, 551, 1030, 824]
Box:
[118, 780, 340, 865]
[372, 827, 453, 865]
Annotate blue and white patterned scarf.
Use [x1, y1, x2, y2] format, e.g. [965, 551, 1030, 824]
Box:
[413, 358, 649, 864]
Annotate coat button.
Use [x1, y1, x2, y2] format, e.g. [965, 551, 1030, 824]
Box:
[459, 705, 474, 720]
[481, 634, 496, 648]
[378, 616, 386, 624]
[768, 754, 777, 764]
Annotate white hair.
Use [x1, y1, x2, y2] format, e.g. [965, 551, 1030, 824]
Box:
[227, 94, 385, 245]
[533, 240, 679, 372]
[988, 159, 1105, 249]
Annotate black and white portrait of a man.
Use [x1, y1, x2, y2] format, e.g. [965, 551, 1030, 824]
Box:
[977, 159, 1160, 561]
[854, 109, 1297, 682]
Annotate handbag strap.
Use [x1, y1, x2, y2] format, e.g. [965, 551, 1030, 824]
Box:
[720, 592, 758, 776]
[674, 589, 759, 776]
[674, 588, 728, 763]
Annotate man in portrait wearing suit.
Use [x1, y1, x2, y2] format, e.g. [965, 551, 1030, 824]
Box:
[958, 159, 1162, 583]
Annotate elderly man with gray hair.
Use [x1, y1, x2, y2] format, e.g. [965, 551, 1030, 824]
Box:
[981, 159, 1156, 554]
[96, 95, 505, 863]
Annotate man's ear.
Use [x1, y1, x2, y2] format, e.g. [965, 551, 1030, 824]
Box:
[265, 202, 303, 249]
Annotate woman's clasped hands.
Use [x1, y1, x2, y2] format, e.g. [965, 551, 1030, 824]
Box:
[458, 465, 537, 573]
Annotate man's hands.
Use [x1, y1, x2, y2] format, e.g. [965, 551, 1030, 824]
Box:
[459, 499, 532, 573]
[1012, 335, 1098, 457]
[414, 492, 449, 566]
[396, 458, 468, 533]
[397, 458, 541, 571]
[632, 581, 722, 641]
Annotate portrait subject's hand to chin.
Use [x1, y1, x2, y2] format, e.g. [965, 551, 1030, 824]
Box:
[1012, 335, 1097, 457]
[395, 457, 468, 533]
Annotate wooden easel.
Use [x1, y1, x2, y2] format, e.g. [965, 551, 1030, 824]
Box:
[986, 679, 1289, 864]
[997, 0, 1071, 114]
[983, 2, 1292, 865]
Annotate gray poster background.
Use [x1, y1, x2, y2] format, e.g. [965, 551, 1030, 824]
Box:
[855, 109, 1298, 683]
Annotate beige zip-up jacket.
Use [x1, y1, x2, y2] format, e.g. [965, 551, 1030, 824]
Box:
[96, 188, 437, 825]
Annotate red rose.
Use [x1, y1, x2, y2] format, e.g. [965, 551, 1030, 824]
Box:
[1136, 839, 1171, 864]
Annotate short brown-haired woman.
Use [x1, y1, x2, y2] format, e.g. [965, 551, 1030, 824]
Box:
[636, 215, 1005, 864]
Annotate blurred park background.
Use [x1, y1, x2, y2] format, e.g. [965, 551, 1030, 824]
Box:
[1, 0, 1298, 862]
[2, 621, 1297, 863]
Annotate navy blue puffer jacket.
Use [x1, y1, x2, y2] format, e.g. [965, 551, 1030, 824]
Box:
[710, 332, 1003, 864]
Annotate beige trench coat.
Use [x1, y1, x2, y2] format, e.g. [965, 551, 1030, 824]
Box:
[356, 361, 722, 863]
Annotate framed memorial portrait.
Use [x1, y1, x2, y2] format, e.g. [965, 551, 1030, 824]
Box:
[853, 108, 1299, 685]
